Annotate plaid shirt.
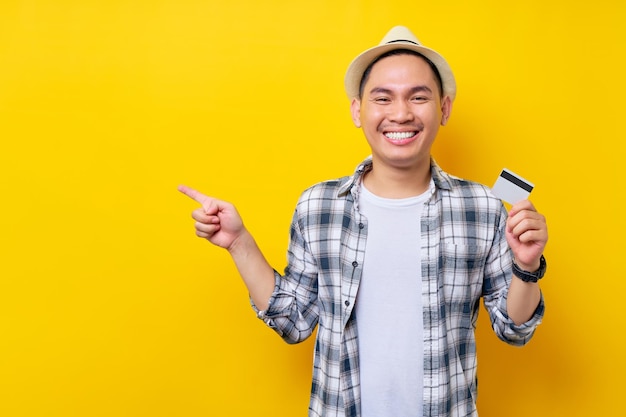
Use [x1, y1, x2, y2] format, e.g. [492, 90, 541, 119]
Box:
[254, 157, 544, 417]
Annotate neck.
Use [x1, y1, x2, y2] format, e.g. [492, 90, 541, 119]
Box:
[363, 159, 432, 198]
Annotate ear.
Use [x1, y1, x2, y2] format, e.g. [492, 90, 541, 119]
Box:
[440, 96, 452, 126]
[350, 98, 362, 128]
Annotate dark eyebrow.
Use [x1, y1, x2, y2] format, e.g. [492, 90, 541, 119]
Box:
[409, 85, 433, 95]
[368, 87, 394, 95]
[368, 85, 434, 96]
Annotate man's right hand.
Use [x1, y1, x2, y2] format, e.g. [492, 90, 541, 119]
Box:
[178, 184, 275, 310]
[178, 185, 245, 250]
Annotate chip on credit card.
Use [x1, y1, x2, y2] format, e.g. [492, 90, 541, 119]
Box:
[491, 168, 534, 205]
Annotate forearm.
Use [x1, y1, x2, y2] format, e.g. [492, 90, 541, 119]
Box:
[227, 229, 276, 311]
[506, 275, 541, 325]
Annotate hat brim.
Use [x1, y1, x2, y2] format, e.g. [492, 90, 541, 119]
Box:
[344, 42, 456, 101]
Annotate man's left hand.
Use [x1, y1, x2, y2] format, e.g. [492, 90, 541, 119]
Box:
[506, 200, 548, 272]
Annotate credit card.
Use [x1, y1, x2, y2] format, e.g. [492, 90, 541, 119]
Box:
[491, 168, 534, 204]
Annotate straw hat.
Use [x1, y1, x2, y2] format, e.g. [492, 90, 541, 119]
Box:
[344, 26, 456, 101]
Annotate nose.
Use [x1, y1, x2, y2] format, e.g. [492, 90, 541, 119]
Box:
[388, 100, 414, 123]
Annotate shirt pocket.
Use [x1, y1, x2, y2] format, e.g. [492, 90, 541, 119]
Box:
[440, 243, 488, 302]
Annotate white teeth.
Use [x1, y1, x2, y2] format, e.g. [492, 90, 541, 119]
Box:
[385, 131, 415, 140]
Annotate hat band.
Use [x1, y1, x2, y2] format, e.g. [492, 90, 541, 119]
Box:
[386, 39, 419, 45]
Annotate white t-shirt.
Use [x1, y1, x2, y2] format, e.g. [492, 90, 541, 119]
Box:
[355, 182, 431, 417]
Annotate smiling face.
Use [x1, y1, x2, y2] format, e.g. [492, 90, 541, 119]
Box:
[351, 53, 452, 173]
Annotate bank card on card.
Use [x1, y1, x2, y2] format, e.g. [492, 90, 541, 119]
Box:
[491, 168, 534, 204]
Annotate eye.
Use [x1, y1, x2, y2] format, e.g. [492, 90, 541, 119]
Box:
[411, 96, 429, 102]
[372, 96, 391, 104]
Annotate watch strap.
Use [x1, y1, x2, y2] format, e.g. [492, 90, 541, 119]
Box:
[512, 255, 547, 283]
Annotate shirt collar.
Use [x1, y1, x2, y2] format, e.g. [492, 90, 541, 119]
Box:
[337, 156, 454, 198]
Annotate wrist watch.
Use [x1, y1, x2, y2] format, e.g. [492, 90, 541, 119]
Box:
[512, 255, 547, 283]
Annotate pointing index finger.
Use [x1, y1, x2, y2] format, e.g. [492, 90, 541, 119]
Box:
[177, 184, 209, 204]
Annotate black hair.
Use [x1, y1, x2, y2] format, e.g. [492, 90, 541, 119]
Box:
[358, 49, 443, 99]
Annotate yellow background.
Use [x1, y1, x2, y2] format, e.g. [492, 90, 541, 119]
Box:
[1, 0, 624, 416]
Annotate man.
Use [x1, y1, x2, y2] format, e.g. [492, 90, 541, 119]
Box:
[179, 26, 547, 417]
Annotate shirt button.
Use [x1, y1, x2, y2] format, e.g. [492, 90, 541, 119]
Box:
[352, 261, 358, 267]
[345, 300, 350, 307]
[359, 223, 364, 229]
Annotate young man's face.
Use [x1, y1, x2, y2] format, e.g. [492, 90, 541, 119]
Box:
[351, 53, 451, 172]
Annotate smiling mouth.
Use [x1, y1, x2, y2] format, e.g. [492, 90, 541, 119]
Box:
[384, 131, 418, 140]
